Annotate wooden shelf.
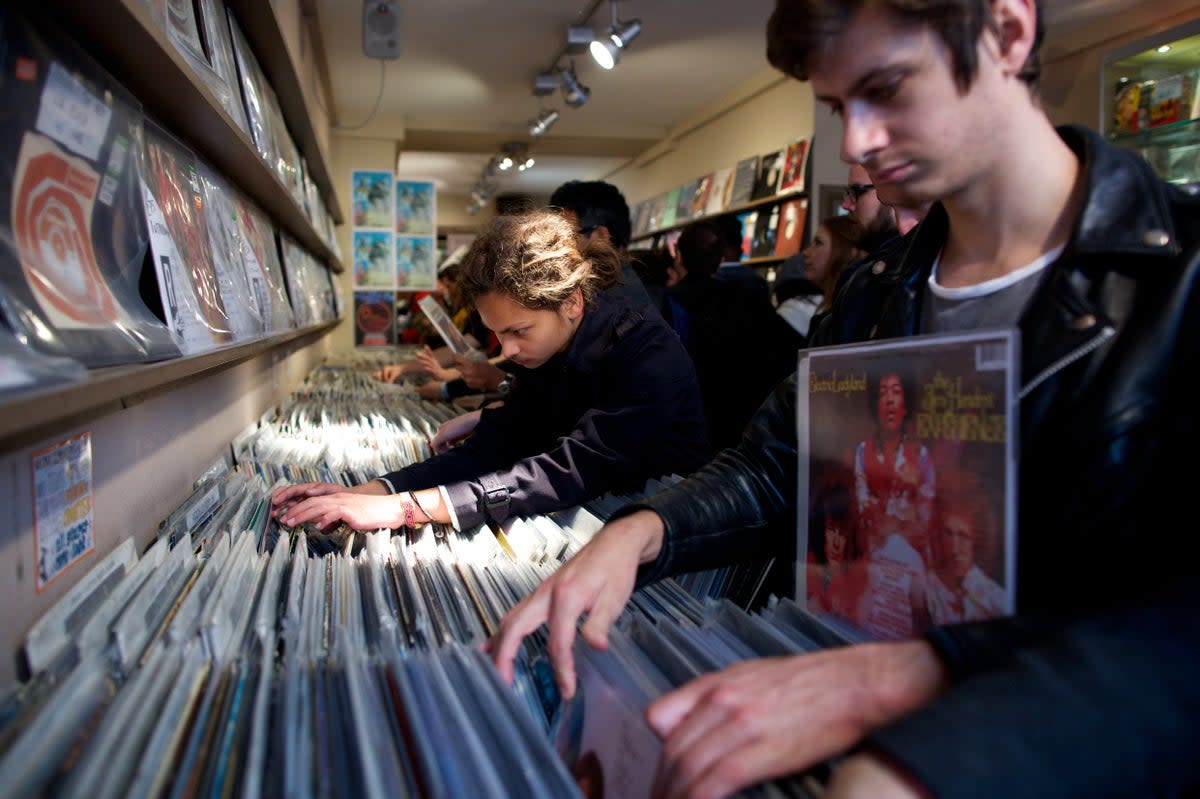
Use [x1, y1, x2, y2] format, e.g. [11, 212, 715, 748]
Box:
[0, 322, 338, 454]
[629, 190, 808, 243]
[30, 0, 343, 272]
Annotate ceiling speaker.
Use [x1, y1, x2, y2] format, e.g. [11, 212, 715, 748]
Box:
[363, 2, 401, 60]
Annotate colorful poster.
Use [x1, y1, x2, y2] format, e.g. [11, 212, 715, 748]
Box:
[798, 331, 1018, 640]
[395, 179, 435, 235]
[354, 230, 394, 288]
[354, 290, 395, 347]
[396, 235, 435, 290]
[351, 169, 393, 228]
[32, 432, 95, 590]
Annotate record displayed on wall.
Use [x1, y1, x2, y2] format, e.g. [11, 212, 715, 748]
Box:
[0, 7, 178, 366]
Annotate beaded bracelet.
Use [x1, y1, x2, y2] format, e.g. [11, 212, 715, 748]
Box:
[402, 498, 415, 528]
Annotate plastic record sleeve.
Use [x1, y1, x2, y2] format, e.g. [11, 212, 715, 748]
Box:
[0, 7, 180, 366]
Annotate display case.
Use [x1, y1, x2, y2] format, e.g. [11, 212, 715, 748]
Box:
[1101, 17, 1200, 184]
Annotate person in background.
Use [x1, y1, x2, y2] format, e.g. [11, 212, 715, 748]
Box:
[488, 0, 1200, 796]
[549, 180, 656, 309]
[806, 216, 864, 313]
[712, 213, 772, 306]
[273, 209, 710, 534]
[668, 219, 797, 450]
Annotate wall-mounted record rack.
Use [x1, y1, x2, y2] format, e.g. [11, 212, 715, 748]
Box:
[28, 0, 344, 272]
[0, 321, 338, 455]
[630, 189, 808, 244]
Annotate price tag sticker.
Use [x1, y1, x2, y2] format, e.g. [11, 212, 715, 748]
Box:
[35, 62, 113, 161]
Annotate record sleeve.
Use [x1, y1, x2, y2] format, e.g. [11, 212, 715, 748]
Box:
[354, 291, 395, 347]
[416, 294, 477, 357]
[773, 198, 808, 258]
[752, 149, 785, 200]
[396, 235, 435, 290]
[797, 330, 1018, 641]
[234, 196, 296, 333]
[227, 12, 276, 168]
[659, 186, 680, 229]
[141, 118, 235, 353]
[195, 0, 249, 135]
[728, 155, 759, 207]
[778, 139, 810, 194]
[704, 166, 735, 215]
[395, 180, 435, 235]
[0, 8, 180, 366]
[353, 230, 393, 288]
[198, 163, 264, 340]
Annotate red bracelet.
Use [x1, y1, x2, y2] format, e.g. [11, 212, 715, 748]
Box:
[402, 499, 415, 528]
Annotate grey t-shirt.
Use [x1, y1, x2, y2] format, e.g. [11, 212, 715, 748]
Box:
[920, 245, 1063, 334]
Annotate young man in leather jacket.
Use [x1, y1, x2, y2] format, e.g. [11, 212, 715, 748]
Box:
[490, 0, 1200, 796]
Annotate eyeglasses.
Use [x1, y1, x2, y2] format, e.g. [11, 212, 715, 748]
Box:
[843, 183, 875, 202]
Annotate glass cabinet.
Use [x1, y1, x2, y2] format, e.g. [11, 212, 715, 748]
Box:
[1101, 17, 1200, 184]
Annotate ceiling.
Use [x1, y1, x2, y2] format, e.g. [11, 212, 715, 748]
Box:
[311, 0, 1154, 206]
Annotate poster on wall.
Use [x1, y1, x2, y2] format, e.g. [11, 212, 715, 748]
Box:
[353, 230, 395, 288]
[351, 169, 393, 228]
[395, 179, 435, 235]
[396, 235, 435, 290]
[354, 290, 396, 347]
[32, 432, 95, 590]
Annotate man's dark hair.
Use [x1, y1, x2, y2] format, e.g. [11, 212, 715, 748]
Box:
[549, 180, 632, 249]
[765, 0, 1043, 93]
[712, 214, 745, 262]
[676, 221, 724, 279]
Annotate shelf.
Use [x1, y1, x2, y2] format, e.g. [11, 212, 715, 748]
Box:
[630, 190, 807, 243]
[1107, 117, 1200, 149]
[226, 0, 343, 225]
[0, 321, 339, 454]
[743, 255, 788, 266]
[29, 0, 344, 272]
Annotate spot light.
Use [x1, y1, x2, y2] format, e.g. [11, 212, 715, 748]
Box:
[590, 0, 641, 70]
[559, 58, 590, 108]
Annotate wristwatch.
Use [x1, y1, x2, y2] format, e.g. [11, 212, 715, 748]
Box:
[497, 374, 514, 395]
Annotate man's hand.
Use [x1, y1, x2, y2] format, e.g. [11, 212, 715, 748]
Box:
[453, 355, 506, 391]
[646, 640, 947, 799]
[430, 410, 482, 453]
[486, 510, 665, 698]
[416, 380, 445, 401]
[415, 345, 460, 382]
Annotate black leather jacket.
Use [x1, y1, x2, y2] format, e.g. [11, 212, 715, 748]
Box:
[633, 126, 1200, 797]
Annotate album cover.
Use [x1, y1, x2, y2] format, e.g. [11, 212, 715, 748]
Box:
[751, 148, 785, 200]
[797, 331, 1018, 640]
[778, 139, 810, 194]
[750, 204, 779, 257]
[659, 186, 681, 230]
[417, 295, 473, 356]
[195, 0, 249, 134]
[354, 291, 394, 347]
[141, 118, 235, 353]
[227, 12, 276, 168]
[727, 155, 759, 207]
[674, 179, 700, 223]
[0, 8, 179, 365]
[395, 180, 435, 235]
[233, 194, 296, 333]
[354, 230, 394, 288]
[704, 166, 735, 215]
[352, 170, 394, 229]
[396, 235, 436, 290]
[774, 198, 809, 258]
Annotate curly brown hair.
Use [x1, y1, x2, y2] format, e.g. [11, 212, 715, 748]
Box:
[457, 210, 621, 310]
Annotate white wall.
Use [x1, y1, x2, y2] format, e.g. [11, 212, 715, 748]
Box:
[0, 337, 332, 686]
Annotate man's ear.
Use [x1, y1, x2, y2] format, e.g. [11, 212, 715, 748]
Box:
[991, 0, 1037, 77]
[592, 225, 612, 245]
